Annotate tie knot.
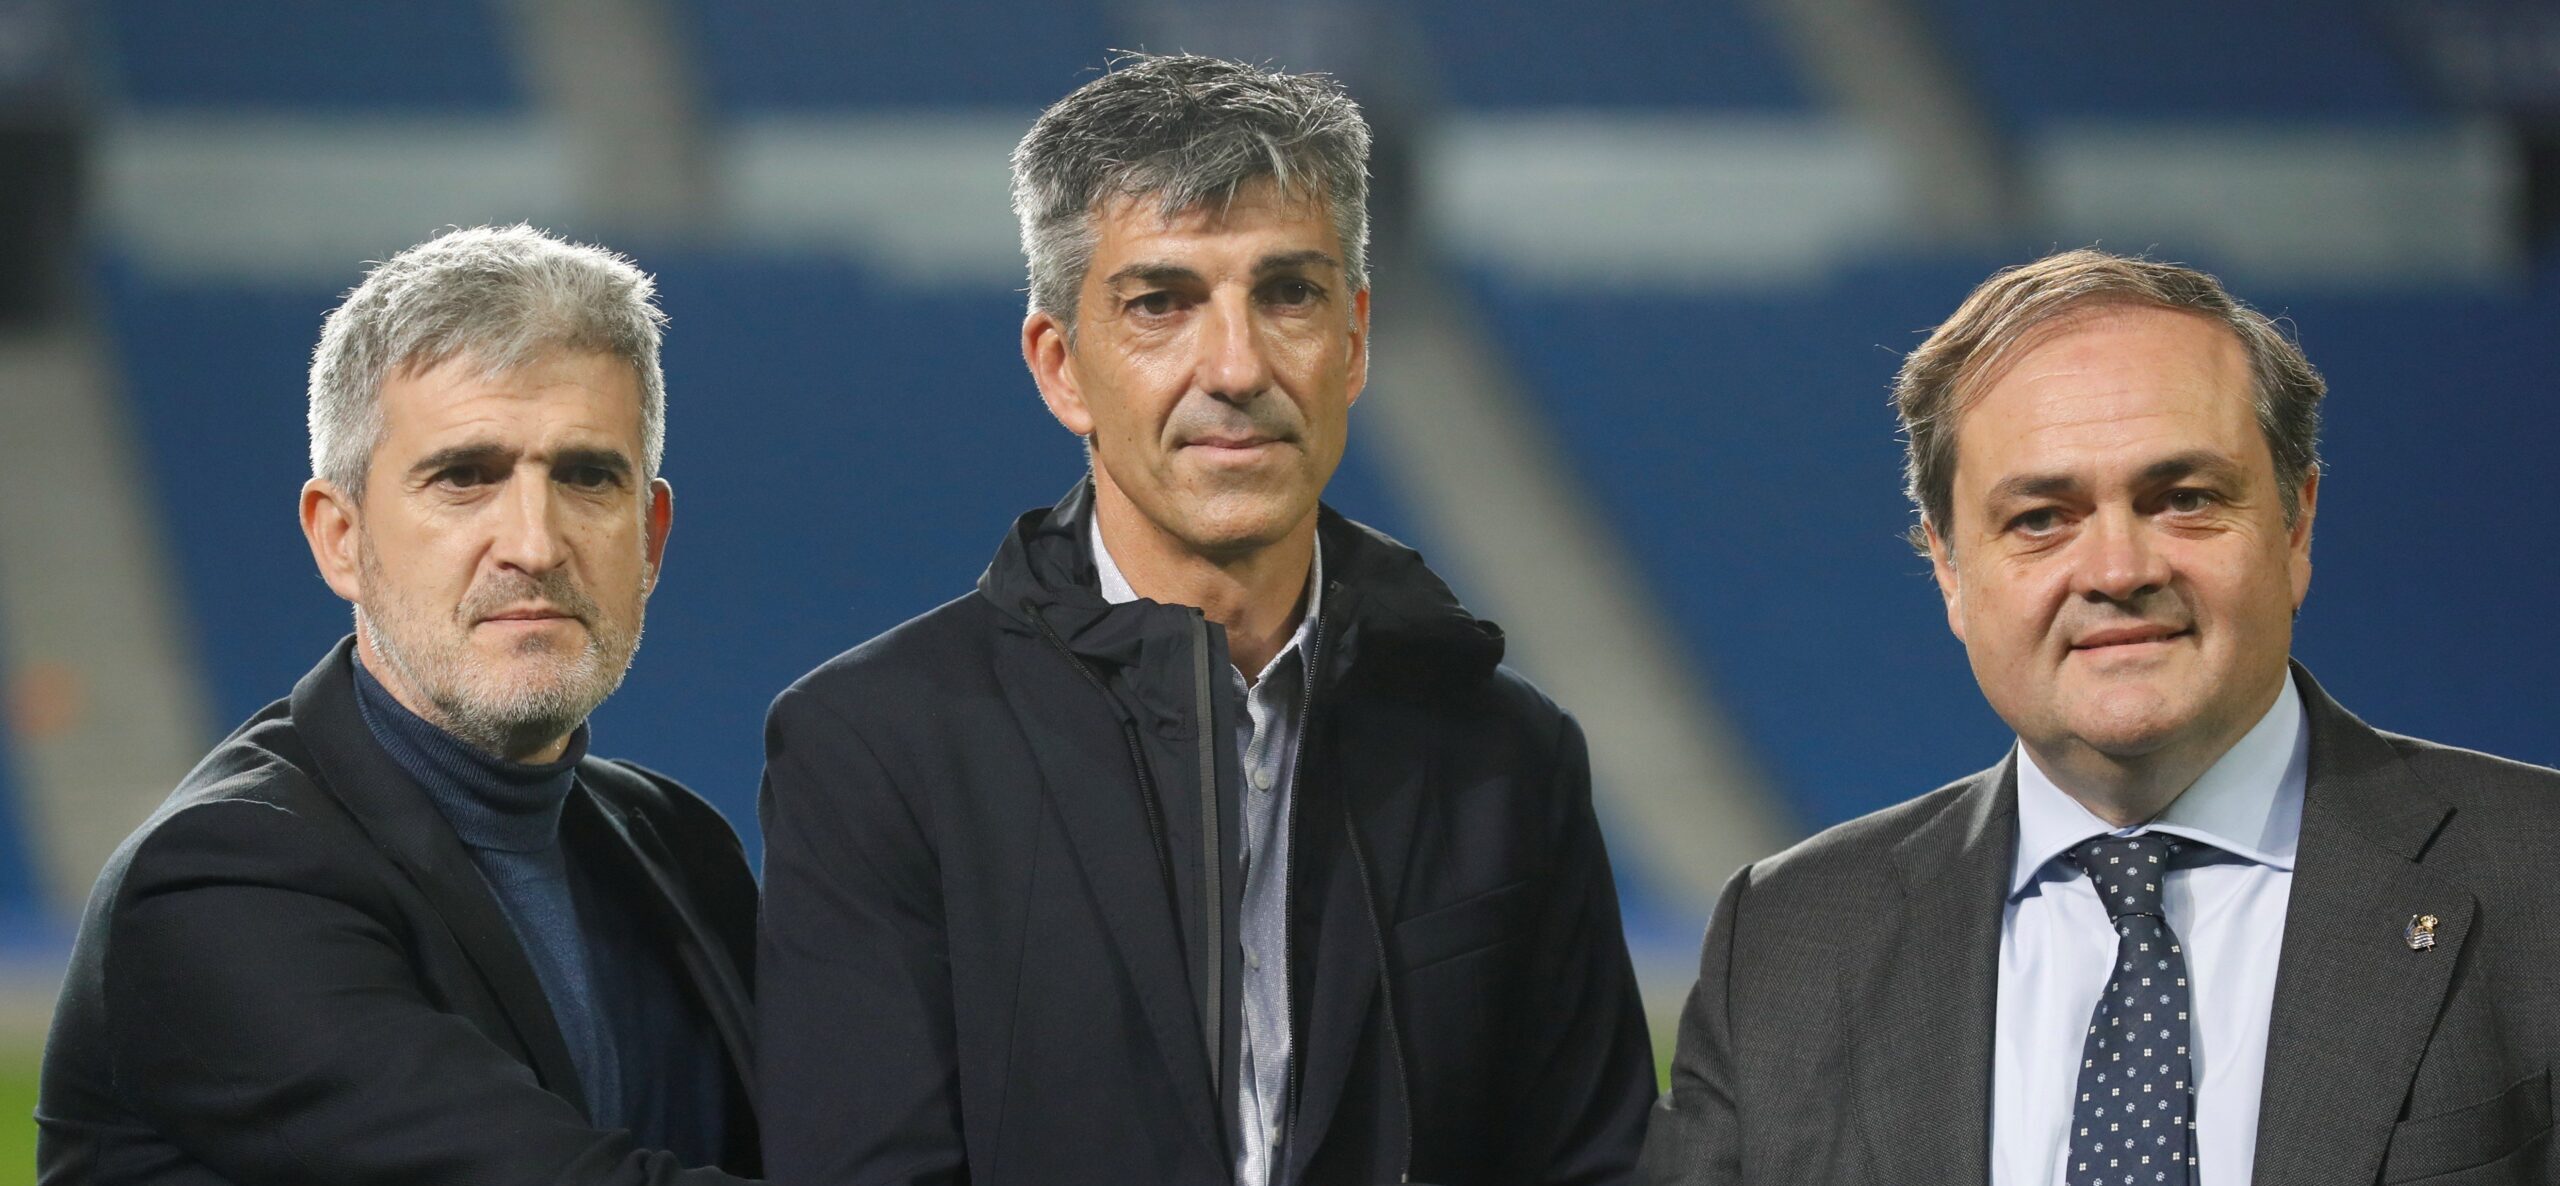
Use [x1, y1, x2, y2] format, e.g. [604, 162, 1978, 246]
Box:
[2067, 832, 2184, 921]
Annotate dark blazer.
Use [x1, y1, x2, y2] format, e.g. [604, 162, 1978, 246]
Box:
[36, 639, 762, 1186]
[1639, 664, 2560, 1185]
[757, 483, 1655, 1185]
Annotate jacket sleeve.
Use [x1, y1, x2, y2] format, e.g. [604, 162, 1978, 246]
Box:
[1631, 863, 1752, 1186]
[1510, 712, 1659, 1185]
[101, 798, 754, 1186]
[756, 685, 965, 1185]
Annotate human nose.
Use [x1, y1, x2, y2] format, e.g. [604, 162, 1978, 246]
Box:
[1194, 290, 1274, 403]
[2073, 507, 2170, 602]
[489, 468, 568, 575]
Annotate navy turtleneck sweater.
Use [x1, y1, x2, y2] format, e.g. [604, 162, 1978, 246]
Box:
[350, 655, 728, 1161]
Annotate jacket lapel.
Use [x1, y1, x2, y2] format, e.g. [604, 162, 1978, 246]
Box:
[286, 641, 591, 1117]
[565, 779, 760, 1112]
[1284, 698, 1426, 1175]
[1853, 759, 2014, 1186]
[2250, 667, 2469, 1186]
[996, 639, 1228, 1157]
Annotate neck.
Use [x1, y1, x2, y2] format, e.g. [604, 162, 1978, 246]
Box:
[354, 633, 578, 764]
[1091, 478, 1313, 681]
[2024, 669, 2288, 827]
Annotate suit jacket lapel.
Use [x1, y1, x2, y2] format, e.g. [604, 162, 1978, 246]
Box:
[565, 781, 760, 1113]
[2251, 666, 2470, 1186]
[997, 644, 1227, 1157]
[1854, 758, 2014, 1186]
[286, 641, 591, 1117]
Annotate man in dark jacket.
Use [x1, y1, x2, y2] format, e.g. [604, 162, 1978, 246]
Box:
[757, 54, 1654, 1186]
[36, 226, 761, 1185]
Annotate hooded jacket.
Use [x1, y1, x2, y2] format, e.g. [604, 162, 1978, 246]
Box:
[757, 482, 1654, 1185]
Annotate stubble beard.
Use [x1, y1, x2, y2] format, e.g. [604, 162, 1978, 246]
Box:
[355, 538, 643, 761]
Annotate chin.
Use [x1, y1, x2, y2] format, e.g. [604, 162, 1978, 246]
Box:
[1175, 497, 1312, 556]
[2061, 688, 2203, 759]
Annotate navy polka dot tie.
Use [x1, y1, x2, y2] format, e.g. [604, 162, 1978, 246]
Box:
[2066, 833, 2198, 1186]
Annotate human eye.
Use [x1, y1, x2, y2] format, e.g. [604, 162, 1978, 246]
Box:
[431, 464, 494, 490]
[2161, 487, 2219, 515]
[1260, 277, 1323, 309]
[2006, 506, 2065, 537]
[560, 464, 621, 490]
[1125, 290, 1183, 318]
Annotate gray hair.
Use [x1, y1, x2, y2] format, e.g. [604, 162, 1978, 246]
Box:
[1894, 248, 2325, 553]
[1009, 52, 1372, 332]
[307, 224, 668, 498]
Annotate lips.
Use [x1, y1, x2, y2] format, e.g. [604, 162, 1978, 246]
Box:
[478, 606, 579, 625]
[2071, 624, 2187, 650]
[1184, 434, 1279, 450]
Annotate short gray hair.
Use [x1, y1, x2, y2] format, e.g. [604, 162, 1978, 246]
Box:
[1009, 52, 1372, 331]
[308, 224, 668, 498]
[1894, 248, 2325, 552]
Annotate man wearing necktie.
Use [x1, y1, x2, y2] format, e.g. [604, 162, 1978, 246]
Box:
[1639, 249, 2560, 1185]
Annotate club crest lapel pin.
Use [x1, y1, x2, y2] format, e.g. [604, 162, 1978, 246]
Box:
[2406, 913, 2439, 951]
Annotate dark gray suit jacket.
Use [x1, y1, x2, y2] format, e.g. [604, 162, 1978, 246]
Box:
[1639, 665, 2558, 1185]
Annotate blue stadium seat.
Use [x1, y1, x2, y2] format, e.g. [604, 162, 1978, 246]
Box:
[682, 0, 1120, 112]
[99, 0, 524, 111]
[1918, 0, 2438, 127]
[1408, 0, 1813, 110]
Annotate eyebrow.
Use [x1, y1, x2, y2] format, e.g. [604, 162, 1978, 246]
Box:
[1983, 449, 2250, 506]
[1101, 262, 1201, 290]
[1252, 249, 1340, 276]
[1984, 471, 2081, 506]
[1100, 250, 1343, 291]
[2134, 449, 2247, 488]
[407, 442, 634, 480]
[552, 446, 635, 478]
[409, 442, 514, 479]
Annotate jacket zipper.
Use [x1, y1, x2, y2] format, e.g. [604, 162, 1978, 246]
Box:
[1190, 610, 1224, 1101]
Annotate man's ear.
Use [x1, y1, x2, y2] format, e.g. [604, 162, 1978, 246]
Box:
[2287, 465, 2318, 610]
[301, 478, 364, 603]
[1023, 310, 1093, 437]
[642, 477, 674, 595]
[1924, 517, 1966, 644]
[1343, 287, 1370, 409]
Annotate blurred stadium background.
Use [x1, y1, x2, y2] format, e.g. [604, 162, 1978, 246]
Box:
[2, 0, 2557, 1174]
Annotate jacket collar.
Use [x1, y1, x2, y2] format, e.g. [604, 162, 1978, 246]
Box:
[287, 637, 759, 1127]
[1852, 756, 2014, 1184]
[2250, 661, 2469, 1186]
[287, 637, 595, 1115]
[976, 478, 1505, 688]
[1849, 662, 2470, 1186]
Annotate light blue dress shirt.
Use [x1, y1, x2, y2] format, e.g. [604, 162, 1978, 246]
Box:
[1094, 517, 1319, 1186]
[1991, 672, 2308, 1186]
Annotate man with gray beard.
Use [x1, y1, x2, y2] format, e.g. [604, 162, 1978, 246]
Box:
[36, 225, 761, 1185]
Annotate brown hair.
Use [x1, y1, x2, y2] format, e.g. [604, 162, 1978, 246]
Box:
[1893, 248, 2324, 552]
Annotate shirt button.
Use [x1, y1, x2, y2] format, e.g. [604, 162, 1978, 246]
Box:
[1251, 768, 1273, 791]
[1244, 947, 1261, 969]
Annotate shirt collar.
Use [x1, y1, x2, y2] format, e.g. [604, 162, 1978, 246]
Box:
[2008, 669, 2309, 899]
[1090, 509, 1323, 683]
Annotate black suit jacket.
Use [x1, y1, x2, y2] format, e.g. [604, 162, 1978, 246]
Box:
[36, 639, 762, 1185]
[757, 488, 1654, 1185]
[1640, 665, 2559, 1184]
